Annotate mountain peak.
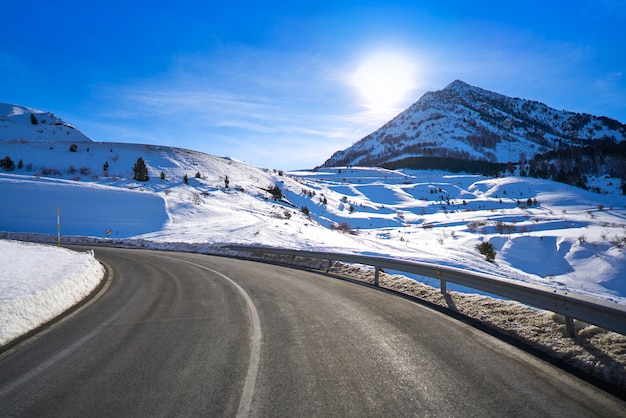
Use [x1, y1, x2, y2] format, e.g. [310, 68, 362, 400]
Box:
[0, 102, 92, 142]
[322, 81, 626, 169]
[0, 103, 43, 118]
[443, 79, 471, 91]
[441, 79, 495, 98]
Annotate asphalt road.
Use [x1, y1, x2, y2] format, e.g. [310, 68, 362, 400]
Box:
[0, 247, 624, 417]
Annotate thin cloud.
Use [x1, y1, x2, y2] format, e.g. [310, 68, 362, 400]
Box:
[86, 46, 368, 168]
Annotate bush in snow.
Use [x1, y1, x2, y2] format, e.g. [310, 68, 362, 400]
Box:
[477, 241, 496, 262]
[160, 171, 165, 181]
[183, 174, 188, 184]
[132, 157, 149, 182]
[69, 143, 78, 152]
[610, 235, 626, 249]
[30, 114, 38, 125]
[331, 222, 356, 235]
[40, 166, 61, 176]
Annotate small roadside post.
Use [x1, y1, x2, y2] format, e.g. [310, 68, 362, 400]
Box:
[57, 207, 61, 247]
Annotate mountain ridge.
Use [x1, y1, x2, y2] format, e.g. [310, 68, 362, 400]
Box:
[323, 80, 626, 169]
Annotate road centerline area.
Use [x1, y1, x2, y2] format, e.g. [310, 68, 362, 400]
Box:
[158, 255, 262, 418]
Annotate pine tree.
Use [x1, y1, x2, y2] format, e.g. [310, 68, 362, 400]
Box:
[1, 156, 15, 171]
[477, 241, 496, 262]
[132, 157, 149, 181]
[268, 185, 282, 201]
[30, 114, 38, 125]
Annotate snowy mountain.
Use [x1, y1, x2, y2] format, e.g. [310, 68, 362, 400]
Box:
[1, 100, 626, 306]
[0, 103, 92, 143]
[323, 80, 626, 168]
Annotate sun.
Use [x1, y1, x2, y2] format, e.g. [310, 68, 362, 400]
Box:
[351, 52, 417, 114]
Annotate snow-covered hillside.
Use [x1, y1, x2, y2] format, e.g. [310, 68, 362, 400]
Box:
[1, 100, 626, 305]
[324, 80, 626, 167]
[2, 133, 626, 304]
[0, 103, 92, 143]
[0, 139, 363, 248]
[293, 168, 626, 302]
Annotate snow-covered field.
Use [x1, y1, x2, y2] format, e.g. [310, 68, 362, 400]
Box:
[0, 240, 103, 346]
[2, 138, 626, 347]
[1, 139, 625, 302]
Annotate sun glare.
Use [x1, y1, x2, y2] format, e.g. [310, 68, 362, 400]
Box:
[351, 52, 417, 114]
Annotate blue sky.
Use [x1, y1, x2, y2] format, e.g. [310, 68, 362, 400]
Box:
[2, 1, 625, 170]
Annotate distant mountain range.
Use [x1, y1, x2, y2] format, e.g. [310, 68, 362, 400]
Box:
[0, 103, 92, 143]
[323, 80, 626, 181]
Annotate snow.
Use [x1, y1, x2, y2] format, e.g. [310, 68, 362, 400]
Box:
[0, 240, 103, 346]
[1, 175, 168, 237]
[1, 137, 626, 305]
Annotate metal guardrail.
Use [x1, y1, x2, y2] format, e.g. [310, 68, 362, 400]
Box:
[227, 245, 626, 337]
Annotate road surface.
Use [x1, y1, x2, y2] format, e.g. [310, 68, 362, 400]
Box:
[1, 247, 624, 417]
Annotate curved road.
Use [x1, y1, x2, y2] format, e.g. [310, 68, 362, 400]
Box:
[0, 247, 624, 417]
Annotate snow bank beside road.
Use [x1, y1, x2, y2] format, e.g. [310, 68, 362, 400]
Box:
[0, 240, 104, 346]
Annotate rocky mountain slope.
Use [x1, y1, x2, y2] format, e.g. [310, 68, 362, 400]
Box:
[323, 80, 626, 168]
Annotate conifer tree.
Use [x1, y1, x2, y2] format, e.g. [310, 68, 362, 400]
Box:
[1, 156, 15, 171]
[268, 184, 282, 201]
[132, 157, 149, 181]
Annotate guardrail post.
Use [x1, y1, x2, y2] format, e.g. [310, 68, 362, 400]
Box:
[326, 258, 332, 273]
[435, 269, 447, 294]
[374, 266, 380, 287]
[564, 316, 576, 338]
